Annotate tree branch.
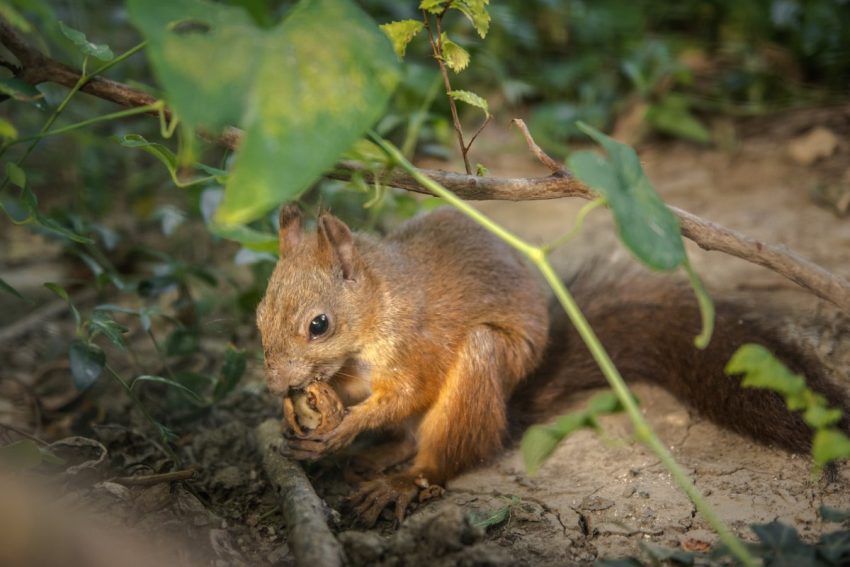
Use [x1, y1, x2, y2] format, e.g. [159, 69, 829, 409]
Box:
[256, 420, 345, 567]
[3, 15, 849, 313]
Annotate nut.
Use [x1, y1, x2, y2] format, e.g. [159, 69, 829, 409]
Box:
[283, 381, 345, 436]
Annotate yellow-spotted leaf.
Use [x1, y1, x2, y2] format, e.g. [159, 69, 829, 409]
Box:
[380, 19, 423, 58]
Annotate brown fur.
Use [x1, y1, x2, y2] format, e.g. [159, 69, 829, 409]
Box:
[257, 206, 849, 523]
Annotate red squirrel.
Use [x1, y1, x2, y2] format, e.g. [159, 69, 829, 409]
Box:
[256, 204, 850, 526]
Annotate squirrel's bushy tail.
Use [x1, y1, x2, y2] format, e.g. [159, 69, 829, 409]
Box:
[509, 263, 850, 453]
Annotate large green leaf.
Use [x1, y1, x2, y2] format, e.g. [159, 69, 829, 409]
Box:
[127, 0, 400, 225]
[568, 122, 686, 271]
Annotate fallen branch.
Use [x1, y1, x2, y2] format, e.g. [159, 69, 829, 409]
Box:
[2, 17, 849, 313]
[255, 419, 345, 567]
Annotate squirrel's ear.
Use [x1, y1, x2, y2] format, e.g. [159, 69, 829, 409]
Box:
[317, 212, 357, 281]
[278, 204, 303, 256]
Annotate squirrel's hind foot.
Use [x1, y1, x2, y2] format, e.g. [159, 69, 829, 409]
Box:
[348, 473, 445, 528]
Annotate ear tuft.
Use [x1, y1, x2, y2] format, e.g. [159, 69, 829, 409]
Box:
[278, 203, 303, 256]
[318, 212, 358, 281]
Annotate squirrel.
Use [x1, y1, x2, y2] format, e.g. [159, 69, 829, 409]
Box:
[256, 204, 850, 527]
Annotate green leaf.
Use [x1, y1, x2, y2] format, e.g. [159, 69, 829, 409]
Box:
[208, 222, 279, 252]
[469, 496, 518, 529]
[812, 429, 850, 468]
[820, 506, 850, 523]
[87, 309, 129, 350]
[803, 405, 843, 429]
[0, 118, 19, 141]
[44, 282, 81, 328]
[452, 0, 491, 38]
[132, 375, 207, 405]
[114, 135, 222, 187]
[5, 162, 26, 188]
[586, 391, 625, 416]
[0, 277, 26, 301]
[58, 21, 114, 61]
[213, 345, 247, 401]
[476, 163, 488, 176]
[725, 344, 807, 398]
[440, 33, 469, 72]
[380, 19, 423, 58]
[0, 3, 32, 32]
[818, 530, 850, 565]
[165, 327, 199, 356]
[646, 95, 711, 145]
[521, 425, 563, 476]
[0, 440, 44, 469]
[419, 0, 447, 13]
[521, 390, 628, 475]
[448, 89, 489, 117]
[69, 340, 106, 390]
[0, 77, 43, 103]
[568, 122, 686, 271]
[128, 0, 400, 226]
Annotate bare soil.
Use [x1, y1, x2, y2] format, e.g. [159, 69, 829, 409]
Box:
[1, 106, 849, 566]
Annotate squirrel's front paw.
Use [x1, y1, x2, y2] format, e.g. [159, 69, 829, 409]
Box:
[284, 425, 355, 461]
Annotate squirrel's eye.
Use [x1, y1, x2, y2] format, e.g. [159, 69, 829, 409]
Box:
[309, 314, 329, 338]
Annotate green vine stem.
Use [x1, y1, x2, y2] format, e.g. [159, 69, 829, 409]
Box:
[542, 197, 606, 253]
[10, 102, 163, 145]
[0, 41, 146, 183]
[369, 131, 758, 567]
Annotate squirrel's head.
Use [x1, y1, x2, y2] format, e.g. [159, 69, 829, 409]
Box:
[256, 204, 371, 395]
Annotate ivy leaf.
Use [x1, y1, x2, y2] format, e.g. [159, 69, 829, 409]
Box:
[448, 90, 489, 118]
[440, 33, 470, 72]
[380, 19, 423, 58]
[812, 429, 850, 468]
[725, 344, 806, 399]
[452, 0, 491, 38]
[212, 345, 247, 401]
[58, 21, 114, 61]
[568, 121, 686, 271]
[69, 340, 106, 390]
[5, 162, 26, 188]
[128, 0, 400, 226]
[646, 94, 711, 145]
[0, 118, 18, 141]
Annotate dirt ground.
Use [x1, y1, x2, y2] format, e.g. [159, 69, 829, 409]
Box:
[1, 105, 849, 566]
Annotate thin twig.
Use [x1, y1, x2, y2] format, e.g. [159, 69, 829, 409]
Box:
[114, 466, 199, 486]
[0, 422, 48, 445]
[424, 11, 471, 174]
[256, 419, 345, 567]
[511, 118, 567, 175]
[2, 16, 849, 313]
